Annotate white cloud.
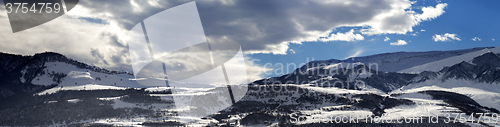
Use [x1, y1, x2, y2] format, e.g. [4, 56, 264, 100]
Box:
[493, 38, 496, 41]
[472, 37, 481, 41]
[289, 49, 296, 54]
[0, 8, 131, 71]
[317, 29, 364, 42]
[432, 33, 461, 42]
[225, 55, 272, 83]
[244, 41, 291, 55]
[384, 37, 390, 41]
[361, 3, 447, 35]
[421, 29, 426, 32]
[390, 40, 408, 46]
[414, 3, 448, 22]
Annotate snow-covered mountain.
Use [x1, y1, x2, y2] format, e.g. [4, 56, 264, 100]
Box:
[0, 52, 142, 100]
[400, 47, 500, 73]
[258, 47, 500, 92]
[243, 47, 500, 126]
[300, 47, 490, 73]
[1, 47, 500, 126]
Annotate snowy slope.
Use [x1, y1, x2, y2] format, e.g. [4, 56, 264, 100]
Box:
[335, 47, 489, 72]
[391, 47, 500, 113]
[36, 84, 127, 95]
[389, 79, 500, 127]
[27, 62, 145, 88]
[399, 47, 500, 73]
[392, 78, 500, 112]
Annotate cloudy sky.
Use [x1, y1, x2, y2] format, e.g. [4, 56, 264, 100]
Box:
[1, 0, 499, 81]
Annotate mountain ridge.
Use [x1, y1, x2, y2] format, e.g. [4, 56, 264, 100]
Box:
[0, 52, 131, 99]
[252, 47, 500, 93]
[319, 47, 493, 72]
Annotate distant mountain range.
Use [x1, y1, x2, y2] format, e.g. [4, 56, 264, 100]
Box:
[1, 47, 500, 126]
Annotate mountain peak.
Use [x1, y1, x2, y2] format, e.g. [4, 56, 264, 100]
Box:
[32, 52, 68, 61]
[472, 52, 500, 67]
[34, 51, 65, 57]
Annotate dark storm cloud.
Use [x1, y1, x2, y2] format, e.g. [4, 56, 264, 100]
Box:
[75, 0, 442, 54]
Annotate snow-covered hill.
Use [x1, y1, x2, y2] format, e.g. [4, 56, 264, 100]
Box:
[27, 61, 147, 89]
[0, 52, 140, 99]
